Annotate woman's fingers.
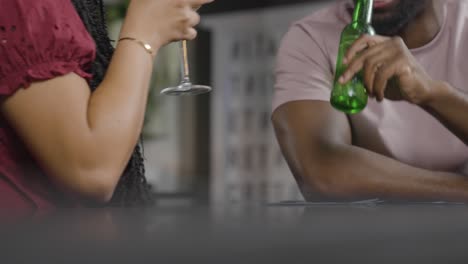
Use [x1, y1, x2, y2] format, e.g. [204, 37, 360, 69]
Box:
[184, 28, 198, 40]
[123, 0, 215, 46]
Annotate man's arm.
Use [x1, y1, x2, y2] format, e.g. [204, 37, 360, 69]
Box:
[272, 100, 468, 201]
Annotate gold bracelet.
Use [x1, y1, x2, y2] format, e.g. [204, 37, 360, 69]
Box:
[118, 37, 155, 57]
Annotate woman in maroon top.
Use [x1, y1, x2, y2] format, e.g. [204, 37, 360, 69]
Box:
[0, 0, 212, 218]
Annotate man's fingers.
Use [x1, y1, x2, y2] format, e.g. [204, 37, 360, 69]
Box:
[373, 62, 398, 102]
[339, 44, 385, 84]
[344, 35, 387, 64]
[362, 52, 393, 96]
[343, 39, 369, 65]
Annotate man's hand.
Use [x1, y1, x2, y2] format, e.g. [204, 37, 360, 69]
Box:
[339, 34, 468, 146]
[339, 35, 442, 105]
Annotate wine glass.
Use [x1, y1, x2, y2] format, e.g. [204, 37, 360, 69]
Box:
[160, 12, 211, 96]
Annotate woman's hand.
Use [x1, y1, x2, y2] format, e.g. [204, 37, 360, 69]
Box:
[120, 0, 214, 49]
[339, 35, 441, 105]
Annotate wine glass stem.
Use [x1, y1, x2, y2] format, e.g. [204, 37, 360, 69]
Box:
[180, 40, 191, 83]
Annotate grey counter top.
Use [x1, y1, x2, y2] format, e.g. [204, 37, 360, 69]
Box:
[2, 203, 468, 263]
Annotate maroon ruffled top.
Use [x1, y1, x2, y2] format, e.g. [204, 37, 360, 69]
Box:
[0, 0, 96, 218]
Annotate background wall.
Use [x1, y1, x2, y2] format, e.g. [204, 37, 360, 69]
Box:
[203, 2, 329, 208]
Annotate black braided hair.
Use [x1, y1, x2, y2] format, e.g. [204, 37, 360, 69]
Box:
[70, 0, 154, 207]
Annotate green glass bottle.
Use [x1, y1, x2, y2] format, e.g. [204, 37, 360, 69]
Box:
[331, 0, 375, 114]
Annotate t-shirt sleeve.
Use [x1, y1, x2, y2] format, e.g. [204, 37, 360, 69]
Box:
[0, 0, 96, 96]
[273, 23, 334, 112]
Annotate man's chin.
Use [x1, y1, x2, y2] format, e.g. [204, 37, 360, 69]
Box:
[372, 10, 405, 35]
[372, 21, 402, 36]
[372, 4, 401, 22]
[373, 14, 395, 24]
[371, 0, 429, 35]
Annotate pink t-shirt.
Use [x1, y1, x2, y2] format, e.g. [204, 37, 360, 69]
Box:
[273, 0, 468, 173]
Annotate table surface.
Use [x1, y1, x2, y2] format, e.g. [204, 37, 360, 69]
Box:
[2, 202, 468, 264]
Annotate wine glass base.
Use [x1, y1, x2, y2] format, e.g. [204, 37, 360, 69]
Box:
[161, 84, 212, 96]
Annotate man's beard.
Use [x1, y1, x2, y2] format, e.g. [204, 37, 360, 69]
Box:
[371, 0, 429, 36]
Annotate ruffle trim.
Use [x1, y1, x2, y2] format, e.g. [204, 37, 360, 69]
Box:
[0, 61, 93, 96]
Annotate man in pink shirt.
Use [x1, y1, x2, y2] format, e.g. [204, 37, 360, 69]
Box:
[272, 0, 468, 201]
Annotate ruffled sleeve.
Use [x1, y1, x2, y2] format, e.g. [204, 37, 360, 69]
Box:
[0, 0, 96, 96]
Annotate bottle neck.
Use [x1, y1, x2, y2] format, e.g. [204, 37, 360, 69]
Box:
[352, 0, 373, 25]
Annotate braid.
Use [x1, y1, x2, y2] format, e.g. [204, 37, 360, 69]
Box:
[71, 0, 155, 207]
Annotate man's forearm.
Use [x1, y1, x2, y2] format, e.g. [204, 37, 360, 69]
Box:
[423, 82, 468, 145]
[301, 143, 468, 202]
[273, 101, 468, 202]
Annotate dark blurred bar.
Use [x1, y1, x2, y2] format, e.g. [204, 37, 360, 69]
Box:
[199, 0, 315, 14]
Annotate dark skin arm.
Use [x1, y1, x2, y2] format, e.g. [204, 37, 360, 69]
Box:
[272, 101, 468, 202]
